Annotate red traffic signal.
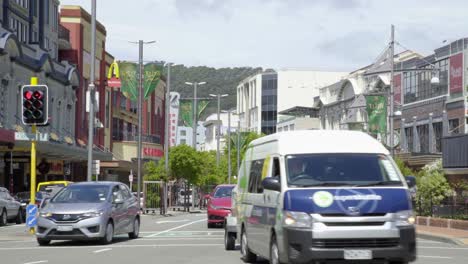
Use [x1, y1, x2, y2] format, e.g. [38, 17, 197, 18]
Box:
[21, 85, 48, 126]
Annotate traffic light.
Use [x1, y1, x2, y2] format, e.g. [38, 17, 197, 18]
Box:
[21, 85, 48, 126]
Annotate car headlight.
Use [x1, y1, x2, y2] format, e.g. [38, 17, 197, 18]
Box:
[283, 211, 312, 228]
[394, 210, 415, 226]
[209, 204, 221, 210]
[82, 211, 104, 218]
[40, 212, 52, 217]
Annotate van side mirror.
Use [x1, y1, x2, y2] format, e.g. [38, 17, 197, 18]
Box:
[405, 176, 416, 188]
[261, 177, 281, 192]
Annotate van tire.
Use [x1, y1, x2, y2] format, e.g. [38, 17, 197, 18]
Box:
[270, 235, 282, 264]
[241, 228, 256, 263]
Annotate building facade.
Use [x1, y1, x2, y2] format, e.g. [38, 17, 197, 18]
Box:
[0, 1, 114, 193]
[237, 69, 345, 135]
[203, 112, 239, 152]
[176, 122, 206, 151]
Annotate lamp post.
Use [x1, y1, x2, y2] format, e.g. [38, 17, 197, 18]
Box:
[209, 93, 229, 166]
[185, 81, 206, 212]
[87, 0, 96, 181]
[128, 40, 156, 210]
[185, 82, 206, 150]
[222, 109, 236, 184]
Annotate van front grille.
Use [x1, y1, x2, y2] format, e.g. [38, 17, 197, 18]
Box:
[311, 238, 399, 248]
[323, 222, 386, 226]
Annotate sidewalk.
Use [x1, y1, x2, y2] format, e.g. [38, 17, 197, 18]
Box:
[417, 225, 468, 246]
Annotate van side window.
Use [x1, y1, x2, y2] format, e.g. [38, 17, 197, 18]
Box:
[272, 157, 281, 182]
[248, 159, 264, 193]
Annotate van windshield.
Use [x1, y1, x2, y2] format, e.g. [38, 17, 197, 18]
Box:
[286, 154, 403, 187]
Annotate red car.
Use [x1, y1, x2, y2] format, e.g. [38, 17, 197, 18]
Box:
[207, 184, 235, 228]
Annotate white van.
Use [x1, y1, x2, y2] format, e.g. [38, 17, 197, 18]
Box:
[224, 130, 416, 264]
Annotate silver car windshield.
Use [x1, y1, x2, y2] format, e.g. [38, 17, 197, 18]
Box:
[51, 185, 110, 203]
[286, 154, 403, 187]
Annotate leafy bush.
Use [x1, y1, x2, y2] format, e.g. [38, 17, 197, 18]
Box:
[416, 160, 452, 216]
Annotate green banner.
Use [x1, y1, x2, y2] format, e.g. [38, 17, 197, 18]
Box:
[366, 95, 387, 136]
[179, 99, 211, 127]
[118, 61, 163, 101]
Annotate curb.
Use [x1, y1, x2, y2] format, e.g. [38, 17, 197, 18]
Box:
[417, 232, 466, 246]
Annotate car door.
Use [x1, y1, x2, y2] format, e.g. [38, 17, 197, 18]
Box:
[0, 190, 7, 216]
[5, 192, 18, 219]
[111, 186, 126, 234]
[260, 156, 282, 255]
[119, 184, 133, 232]
[245, 158, 266, 255]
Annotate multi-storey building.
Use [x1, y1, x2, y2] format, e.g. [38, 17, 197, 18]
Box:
[237, 69, 346, 135]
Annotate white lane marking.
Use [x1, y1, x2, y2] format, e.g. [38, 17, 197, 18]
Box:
[23, 261, 48, 264]
[93, 248, 112, 254]
[0, 244, 223, 251]
[0, 224, 24, 229]
[419, 255, 453, 259]
[147, 218, 207, 237]
[139, 238, 222, 241]
[140, 230, 223, 233]
[418, 246, 468, 250]
[156, 219, 189, 224]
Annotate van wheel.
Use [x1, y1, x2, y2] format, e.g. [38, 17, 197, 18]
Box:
[270, 235, 281, 264]
[241, 228, 256, 263]
[224, 228, 235, 250]
[0, 209, 7, 226]
[15, 209, 23, 224]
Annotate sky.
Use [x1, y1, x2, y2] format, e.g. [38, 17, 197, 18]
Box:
[60, 0, 468, 71]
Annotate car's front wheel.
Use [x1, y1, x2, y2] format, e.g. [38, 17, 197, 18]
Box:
[100, 221, 114, 245]
[37, 238, 51, 246]
[129, 217, 140, 239]
[0, 209, 7, 226]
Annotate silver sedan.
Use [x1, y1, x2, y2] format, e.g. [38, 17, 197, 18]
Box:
[36, 182, 140, 245]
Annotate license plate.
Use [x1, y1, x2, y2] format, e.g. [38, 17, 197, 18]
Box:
[344, 250, 372, 260]
[57, 225, 73, 232]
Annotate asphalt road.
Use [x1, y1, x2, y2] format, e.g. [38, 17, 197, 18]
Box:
[0, 213, 467, 264]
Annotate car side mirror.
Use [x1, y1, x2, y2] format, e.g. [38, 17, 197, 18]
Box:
[405, 176, 416, 188]
[261, 177, 281, 192]
[41, 198, 50, 209]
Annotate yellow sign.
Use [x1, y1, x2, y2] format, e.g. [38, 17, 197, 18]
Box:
[107, 61, 120, 79]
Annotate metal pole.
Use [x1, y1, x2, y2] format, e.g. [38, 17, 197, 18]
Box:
[192, 83, 198, 150]
[390, 25, 395, 157]
[137, 40, 143, 209]
[216, 94, 221, 166]
[228, 111, 231, 184]
[87, 0, 97, 181]
[237, 120, 240, 175]
[29, 76, 38, 234]
[163, 63, 171, 215]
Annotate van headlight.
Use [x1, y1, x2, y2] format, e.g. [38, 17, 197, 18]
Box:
[283, 211, 312, 228]
[394, 210, 415, 226]
[83, 211, 104, 218]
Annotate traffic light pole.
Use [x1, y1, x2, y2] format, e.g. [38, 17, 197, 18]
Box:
[29, 77, 38, 234]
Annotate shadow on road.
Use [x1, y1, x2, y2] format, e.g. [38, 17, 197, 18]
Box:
[42, 236, 133, 247]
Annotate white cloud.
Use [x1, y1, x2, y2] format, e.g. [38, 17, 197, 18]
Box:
[60, 0, 468, 70]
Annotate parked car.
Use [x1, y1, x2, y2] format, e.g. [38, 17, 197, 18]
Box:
[36, 182, 140, 246]
[14, 191, 30, 220]
[0, 187, 23, 225]
[207, 184, 235, 228]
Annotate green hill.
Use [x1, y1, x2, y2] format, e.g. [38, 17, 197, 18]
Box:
[164, 65, 262, 120]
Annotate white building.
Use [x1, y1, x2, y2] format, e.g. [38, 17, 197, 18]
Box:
[237, 69, 346, 135]
[276, 106, 321, 132]
[176, 121, 206, 151]
[203, 112, 239, 152]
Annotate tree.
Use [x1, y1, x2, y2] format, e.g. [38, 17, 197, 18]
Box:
[144, 159, 167, 181]
[416, 159, 452, 215]
[224, 131, 264, 176]
[169, 145, 202, 185]
[394, 157, 415, 176]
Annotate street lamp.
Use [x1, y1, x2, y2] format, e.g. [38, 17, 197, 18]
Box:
[209, 93, 229, 166]
[222, 109, 236, 184]
[185, 82, 206, 150]
[184, 81, 206, 212]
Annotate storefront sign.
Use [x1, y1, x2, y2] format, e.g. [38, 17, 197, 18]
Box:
[48, 160, 64, 175]
[143, 147, 163, 158]
[107, 61, 121, 88]
[449, 52, 463, 95]
[366, 95, 387, 136]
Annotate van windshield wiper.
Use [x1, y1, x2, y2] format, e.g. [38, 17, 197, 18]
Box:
[300, 182, 357, 187]
[355, 180, 403, 187]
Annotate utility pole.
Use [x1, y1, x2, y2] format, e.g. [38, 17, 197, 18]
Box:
[87, 0, 96, 181]
[237, 120, 240, 175]
[163, 62, 176, 215]
[389, 24, 395, 157]
[137, 40, 143, 209]
[227, 110, 231, 184]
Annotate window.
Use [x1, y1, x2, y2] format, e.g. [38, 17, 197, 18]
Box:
[180, 139, 186, 145]
[121, 94, 127, 110]
[286, 154, 402, 187]
[105, 91, 110, 128]
[119, 185, 132, 200]
[272, 157, 281, 181]
[449, 118, 460, 134]
[405, 127, 414, 152]
[180, 130, 186, 136]
[289, 124, 295, 131]
[417, 124, 429, 153]
[248, 159, 264, 193]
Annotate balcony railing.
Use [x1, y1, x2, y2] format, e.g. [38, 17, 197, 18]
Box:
[442, 134, 468, 168]
[113, 133, 161, 145]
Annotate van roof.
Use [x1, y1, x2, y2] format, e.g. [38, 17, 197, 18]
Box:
[248, 130, 389, 155]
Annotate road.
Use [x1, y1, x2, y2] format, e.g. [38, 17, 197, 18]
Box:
[0, 212, 467, 264]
